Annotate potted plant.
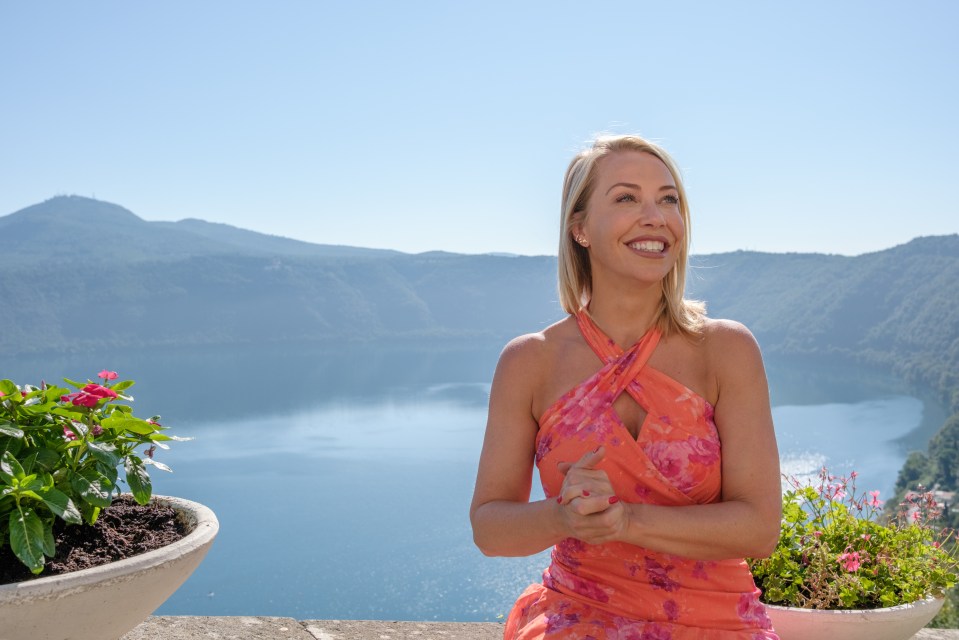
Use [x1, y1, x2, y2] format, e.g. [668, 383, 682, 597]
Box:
[748, 468, 958, 640]
[0, 371, 218, 640]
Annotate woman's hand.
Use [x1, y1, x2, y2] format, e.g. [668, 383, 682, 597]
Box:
[555, 446, 629, 545]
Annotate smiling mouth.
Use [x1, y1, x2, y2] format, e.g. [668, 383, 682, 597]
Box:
[627, 240, 666, 253]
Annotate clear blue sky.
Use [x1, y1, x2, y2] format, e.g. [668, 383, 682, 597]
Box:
[2, 1, 957, 256]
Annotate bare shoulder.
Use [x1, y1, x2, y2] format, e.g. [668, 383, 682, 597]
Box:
[494, 316, 578, 385]
[699, 318, 767, 387]
[701, 318, 762, 361]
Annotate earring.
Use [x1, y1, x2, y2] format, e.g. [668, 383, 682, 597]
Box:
[575, 235, 589, 247]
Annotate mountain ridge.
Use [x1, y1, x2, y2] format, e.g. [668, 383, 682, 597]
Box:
[6, 195, 952, 261]
[3, 195, 957, 413]
[0, 195, 401, 261]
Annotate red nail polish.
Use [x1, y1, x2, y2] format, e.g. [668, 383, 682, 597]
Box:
[556, 496, 563, 504]
[608, 496, 620, 504]
[582, 490, 590, 497]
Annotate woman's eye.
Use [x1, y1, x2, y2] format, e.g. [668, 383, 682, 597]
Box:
[615, 193, 636, 203]
[661, 194, 680, 205]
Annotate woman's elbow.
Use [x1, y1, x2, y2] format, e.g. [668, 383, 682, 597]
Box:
[473, 533, 502, 557]
[470, 506, 501, 557]
[747, 518, 782, 559]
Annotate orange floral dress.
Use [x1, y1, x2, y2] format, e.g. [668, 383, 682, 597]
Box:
[504, 311, 778, 639]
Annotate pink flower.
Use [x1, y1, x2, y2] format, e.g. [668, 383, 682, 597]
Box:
[663, 599, 680, 621]
[850, 471, 858, 479]
[838, 551, 861, 572]
[911, 511, 921, 522]
[737, 593, 772, 627]
[692, 561, 710, 580]
[812, 530, 823, 538]
[62, 425, 78, 441]
[861, 533, 871, 541]
[868, 490, 882, 507]
[91, 424, 104, 437]
[98, 370, 118, 381]
[62, 383, 118, 408]
[644, 556, 680, 592]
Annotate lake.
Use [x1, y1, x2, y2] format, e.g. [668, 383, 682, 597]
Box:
[2, 342, 946, 621]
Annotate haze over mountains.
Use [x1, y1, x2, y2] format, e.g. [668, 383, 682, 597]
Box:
[2, 196, 958, 411]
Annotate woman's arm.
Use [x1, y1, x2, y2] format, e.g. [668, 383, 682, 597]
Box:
[469, 335, 568, 557]
[556, 320, 782, 560]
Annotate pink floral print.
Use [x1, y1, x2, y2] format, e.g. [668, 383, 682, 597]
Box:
[503, 312, 778, 640]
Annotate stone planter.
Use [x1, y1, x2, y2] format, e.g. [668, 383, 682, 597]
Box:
[0, 495, 218, 640]
[766, 596, 945, 640]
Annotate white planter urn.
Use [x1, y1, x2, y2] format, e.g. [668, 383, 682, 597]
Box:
[766, 596, 944, 640]
[0, 495, 218, 640]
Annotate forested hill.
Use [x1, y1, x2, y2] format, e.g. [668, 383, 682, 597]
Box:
[687, 236, 959, 412]
[2, 196, 957, 413]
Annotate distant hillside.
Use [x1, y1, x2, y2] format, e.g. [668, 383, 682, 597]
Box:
[2, 195, 957, 414]
[687, 236, 959, 411]
[0, 196, 558, 350]
[0, 195, 400, 264]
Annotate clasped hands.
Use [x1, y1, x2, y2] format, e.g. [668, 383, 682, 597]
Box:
[554, 446, 629, 545]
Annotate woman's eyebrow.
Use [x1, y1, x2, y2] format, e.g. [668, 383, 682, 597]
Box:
[604, 182, 677, 195]
[605, 182, 640, 195]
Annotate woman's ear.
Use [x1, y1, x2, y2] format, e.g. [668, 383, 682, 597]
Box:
[571, 216, 589, 248]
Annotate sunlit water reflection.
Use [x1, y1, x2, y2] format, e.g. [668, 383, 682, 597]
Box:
[3, 346, 942, 621]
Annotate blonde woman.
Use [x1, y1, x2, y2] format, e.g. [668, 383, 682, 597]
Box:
[470, 135, 781, 639]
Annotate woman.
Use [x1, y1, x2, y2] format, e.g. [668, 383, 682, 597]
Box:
[470, 134, 782, 639]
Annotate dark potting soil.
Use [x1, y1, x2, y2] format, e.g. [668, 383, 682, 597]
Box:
[0, 495, 186, 585]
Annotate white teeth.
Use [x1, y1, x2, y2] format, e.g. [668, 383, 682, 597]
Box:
[629, 240, 665, 252]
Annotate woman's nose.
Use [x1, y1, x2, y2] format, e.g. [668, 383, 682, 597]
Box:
[637, 199, 666, 226]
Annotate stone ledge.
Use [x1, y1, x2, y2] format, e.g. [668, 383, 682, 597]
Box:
[122, 616, 958, 639]
[122, 617, 503, 639]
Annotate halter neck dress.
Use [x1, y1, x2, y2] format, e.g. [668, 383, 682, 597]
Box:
[503, 311, 778, 639]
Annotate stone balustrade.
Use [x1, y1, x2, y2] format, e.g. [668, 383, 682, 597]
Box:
[121, 616, 959, 639]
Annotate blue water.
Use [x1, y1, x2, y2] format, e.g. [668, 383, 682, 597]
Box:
[2, 345, 939, 621]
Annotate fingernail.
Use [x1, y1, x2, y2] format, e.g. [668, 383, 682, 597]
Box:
[608, 496, 620, 504]
[593, 446, 601, 453]
[556, 496, 563, 504]
[582, 490, 590, 497]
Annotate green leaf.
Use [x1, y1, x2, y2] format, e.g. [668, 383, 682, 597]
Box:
[144, 458, 172, 472]
[97, 462, 118, 487]
[0, 422, 24, 438]
[101, 416, 158, 435]
[9, 505, 46, 574]
[0, 436, 23, 462]
[40, 487, 82, 524]
[124, 455, 152, 505]
[19, 450, 39, 475]
[0, 380, 18, 396]
[20, 474, 43, 493]
[41, 521, 56, 557]
[32, 448, 60, 473]
[17, 490, 44, 503]
[1, 450, 25, 481]
[70, 468, 113, 508]
[50, 407, 87, 420]
[111, 380, 135, 392]
[78, 500, 101, 526]
[86, 441, 119, 468]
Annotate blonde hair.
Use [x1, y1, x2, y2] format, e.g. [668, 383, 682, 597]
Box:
[557, 134, 705, 337]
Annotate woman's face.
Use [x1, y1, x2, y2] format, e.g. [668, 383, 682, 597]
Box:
[573, 150, 685, 291]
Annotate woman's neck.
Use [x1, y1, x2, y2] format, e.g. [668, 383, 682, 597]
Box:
[585, 283, 663, 349]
